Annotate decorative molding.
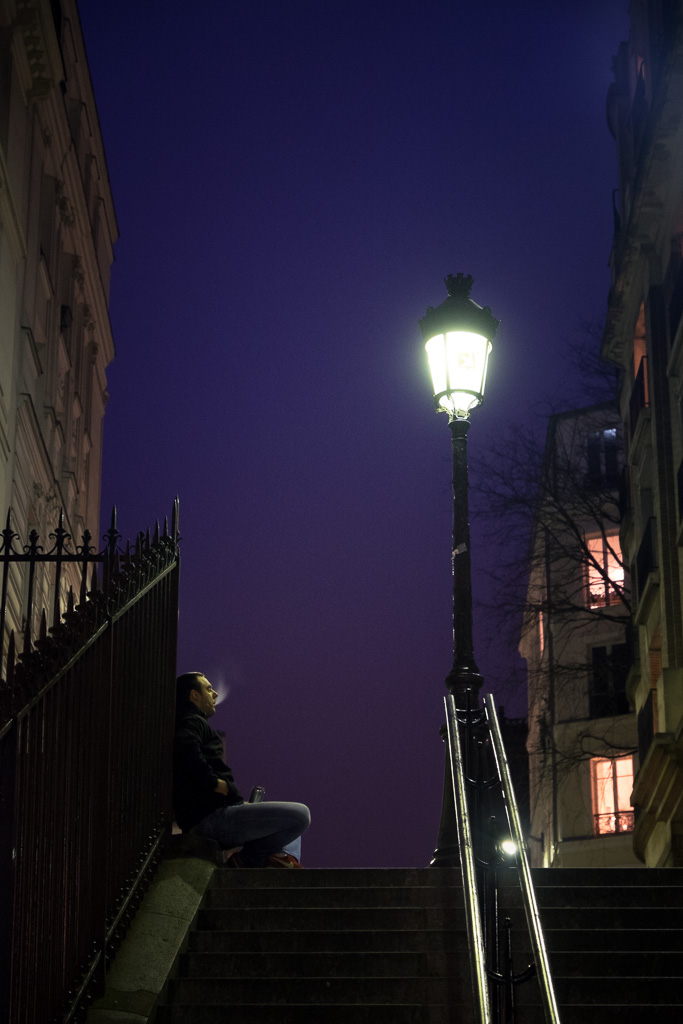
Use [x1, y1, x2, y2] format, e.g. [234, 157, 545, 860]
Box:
[14, 0, 63, 102]
[22, 325, 44, 388]
[71, 254, 85, 289]
[82, 302, 95, 333]
[0, 144, 28, 262]
[55, 179, 76, 228]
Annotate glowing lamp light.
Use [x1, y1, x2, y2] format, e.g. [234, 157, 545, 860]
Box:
[425, 330, 492, 418]
[419, 273, 499, 420]
[500, 839, 518, 858]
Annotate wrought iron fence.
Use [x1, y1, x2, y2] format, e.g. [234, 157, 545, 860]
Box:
[0, 501, 180, 1024]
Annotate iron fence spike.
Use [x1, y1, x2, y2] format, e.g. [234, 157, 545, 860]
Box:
[172, 497, 179, 541]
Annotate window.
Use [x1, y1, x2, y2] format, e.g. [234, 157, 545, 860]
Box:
[587, 428, 619, 488]
[590, 643, 630, 717]
[586, 532, 624, 607]
[591, 755, 634, 835]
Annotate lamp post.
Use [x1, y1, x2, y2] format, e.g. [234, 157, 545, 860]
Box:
[419, 272, 499, 866]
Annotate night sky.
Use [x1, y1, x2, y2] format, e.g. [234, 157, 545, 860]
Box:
[77, 0, 630, 867]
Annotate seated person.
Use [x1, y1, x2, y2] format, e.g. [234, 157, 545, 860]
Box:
[173, 672, 310, 867]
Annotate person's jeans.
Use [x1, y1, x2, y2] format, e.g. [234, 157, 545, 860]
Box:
[192, 801, 310, 866]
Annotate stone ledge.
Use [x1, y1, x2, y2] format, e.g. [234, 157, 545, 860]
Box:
[86, 841, 219, 1024]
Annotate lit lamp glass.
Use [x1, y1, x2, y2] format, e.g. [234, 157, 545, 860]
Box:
[419, 273, 498, 422]
[425, 329, 492, 419]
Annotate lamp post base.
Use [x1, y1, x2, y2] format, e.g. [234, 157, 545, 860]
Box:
[430, 749, 460, 867]
[430, 681, 482, 868]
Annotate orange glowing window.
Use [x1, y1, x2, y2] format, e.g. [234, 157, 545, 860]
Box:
[591, 755, 634, 835]
[586, 533, 624, 608]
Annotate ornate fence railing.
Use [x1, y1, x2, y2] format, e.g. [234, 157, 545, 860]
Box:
[0, 501, 180, 1024]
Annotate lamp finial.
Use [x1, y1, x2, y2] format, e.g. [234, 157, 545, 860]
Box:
[445, 273, 474, 298]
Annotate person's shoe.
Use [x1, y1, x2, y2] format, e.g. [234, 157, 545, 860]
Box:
[225, 851, 247, 868]
[267, 852, 303, 869]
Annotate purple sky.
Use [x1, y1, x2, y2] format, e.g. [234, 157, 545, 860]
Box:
[78, 0, 630, 867]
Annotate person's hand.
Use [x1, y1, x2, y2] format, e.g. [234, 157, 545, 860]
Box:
[214, 779, 229, 797]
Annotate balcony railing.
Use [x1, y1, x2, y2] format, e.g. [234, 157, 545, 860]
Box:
[629, 356, 649, 439]
[635, 516, 658, 606]
[638, 687, 657, 766]
[667, 253, 683, 347]
[618, 464, 632, 519]
[593, 810, 635, 835]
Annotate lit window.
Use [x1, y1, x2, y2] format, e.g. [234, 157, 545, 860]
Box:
[538, 610, 545, 654]
[591, 755, 634, 835]
[586, 532, 624, 607]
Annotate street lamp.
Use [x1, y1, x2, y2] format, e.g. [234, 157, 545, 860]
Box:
[419, 272, 499, 866]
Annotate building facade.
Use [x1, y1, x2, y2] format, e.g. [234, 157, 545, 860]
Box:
[0, 0, 116, 631]
[601, 0, 683, 866]
[520, 405, 639, 868]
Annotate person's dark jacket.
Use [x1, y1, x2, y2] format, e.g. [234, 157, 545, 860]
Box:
[173, 703, 244, 831]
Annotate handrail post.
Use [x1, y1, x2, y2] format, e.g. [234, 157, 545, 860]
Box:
[484, 693, 561, 1024]
[445, 693, 492, 1024]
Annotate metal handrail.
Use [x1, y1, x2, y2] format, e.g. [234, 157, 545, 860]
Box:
[484, 693, 561, 1024]
[444, 693, 492, 1023]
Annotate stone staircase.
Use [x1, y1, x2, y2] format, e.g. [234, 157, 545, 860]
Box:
[500, 867, 683, 1024]
[156, 865, 683, 1024]
[157, 867, 471, 1023]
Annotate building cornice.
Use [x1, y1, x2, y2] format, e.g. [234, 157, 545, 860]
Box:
[602, 26, 683, 364]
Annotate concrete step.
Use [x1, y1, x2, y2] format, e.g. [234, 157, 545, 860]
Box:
[552, 975, 683, 1004]
[166, 975, 466, 1006]
[496, 902, 683, 931]
[197, 905, 466, 932]
[210, 867, 461, 888]
[547, 950, 683, 976]
[179, 950, 458, 979]
[188, 928, 470, 954]
[204, 884, 463, 909]
[500, 883, 683, 908]
[157, 1004, 471, 1024]
[518, 1006, 683, 1024]
[540, 927, 683, 952]
[535, 906, 683, 930]
[526, 868, 683, 887]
